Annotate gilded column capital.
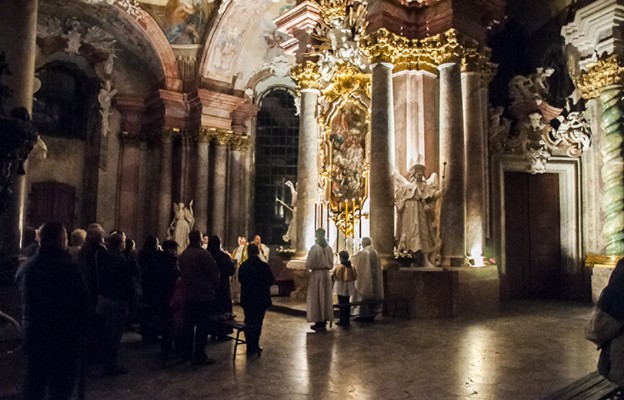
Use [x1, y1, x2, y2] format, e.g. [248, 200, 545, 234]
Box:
[229, 134, 249, 151]
[161, 127, 178, 141]
[198, 126, 216, 143]
[578, 54, 624, 99]
[291, 61, 322, 91]
[361, 28, 402, 65]
[214, 129, 232, 146]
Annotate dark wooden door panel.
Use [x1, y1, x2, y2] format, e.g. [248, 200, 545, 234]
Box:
[504, 172, 561, 300]
[28, 181, 75, 232]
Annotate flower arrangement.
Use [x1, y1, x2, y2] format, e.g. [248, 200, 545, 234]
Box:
[393, 249, 414, 266]
[276, 246, 296, 260]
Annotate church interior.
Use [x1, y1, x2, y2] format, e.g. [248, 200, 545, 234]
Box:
[1, 0, 624, 398]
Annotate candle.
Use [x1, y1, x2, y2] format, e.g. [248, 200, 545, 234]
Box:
[359, 199, 362, 239]
[326, 200, 330, 232]
[319, 201, 324, 230]
[314, 203, 317, 231]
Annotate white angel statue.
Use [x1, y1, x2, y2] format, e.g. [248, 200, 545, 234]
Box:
[168, 200, 194, 250]
[394, 165, 440, 267]
[276, 181, 297, 246]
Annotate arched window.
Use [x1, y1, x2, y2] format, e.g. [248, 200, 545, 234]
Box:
[32, 61, 96, 139]
[253, 88, 299, 245]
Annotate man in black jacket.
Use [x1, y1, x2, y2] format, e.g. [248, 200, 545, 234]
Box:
[16, 222, 88, 400]
[238, 243, 275, 356]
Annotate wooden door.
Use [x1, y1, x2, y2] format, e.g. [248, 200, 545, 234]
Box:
[504, 172, 561, 299]
[28, 181, 76, 232]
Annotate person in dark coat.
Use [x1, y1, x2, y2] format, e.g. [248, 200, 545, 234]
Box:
[207, 235, 235, 341]
[238, 243, 275, 357]
[16, 222, 88, 400]
[96, 232, 136, 376]
[178, 230, 220, 365]
[142, 239, 180, 350]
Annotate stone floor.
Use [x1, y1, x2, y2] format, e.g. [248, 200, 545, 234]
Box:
[76, 300, 603, 400]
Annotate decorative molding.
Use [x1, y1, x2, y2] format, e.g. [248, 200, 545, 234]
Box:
[561, 0, 624, 69]
[198, 127, 216, 143]
[80, 0, 144, 21]
[229, 134, 249, 151]
[214, 129, 231, 146]
[291, 61, 322, 90]
[577, 54, 624, 99]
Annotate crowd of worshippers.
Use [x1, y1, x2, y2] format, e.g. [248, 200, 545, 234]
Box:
[15, 222, 275, 400]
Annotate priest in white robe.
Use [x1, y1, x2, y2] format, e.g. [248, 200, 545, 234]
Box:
[351, 237, 384, 321]
[305, 228, 334, 332]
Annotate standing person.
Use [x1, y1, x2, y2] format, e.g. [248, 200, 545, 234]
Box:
[253, 234, 270, 263]
[207, 235, 235, 341]
[178, 230, 219, 365]
[16, 222, 88, 400]
[331, 250, 357, 327]
[79, 223, 107, 314]
[585, 258, 624, 388]
[96, 232, 136, 376]
[305, 228, 334, 332]
[67, 228, 86, 265]
[351, 237, 384, 321]
[230, 235, 248, 304]
[238, 243, 274, 356]
[141, 239, 179, 348]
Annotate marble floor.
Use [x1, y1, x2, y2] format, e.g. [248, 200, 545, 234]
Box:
[76, 300, 602, 400]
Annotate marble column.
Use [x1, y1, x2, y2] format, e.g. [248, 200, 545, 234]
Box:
[462, 71, 485, 261]
[180, 132, 191, 203]
[369, 62, 396, 257]
[599, 84, 624, 255]
[158, 130, 174, 239]
[211, 130, 229, 239]
[0, 0, 38, 255]
[117, 134, 140, 239]
[295, 88, 320, 255]
[194, 128, 211, 234]
[438, 62, 466, 266]
[227, 136, 247, 248]
[480, 82, 490, 239]
[136, 140, 148, 244]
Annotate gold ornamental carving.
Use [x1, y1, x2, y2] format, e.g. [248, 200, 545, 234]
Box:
[318, 0, 350, 21]
[292, 62, 322, 91]
[229, 134, 249, 151]
[578, 54, 624, 100]
[361, 28, 402, 65]
[198, 127, 216, 143]
[214, 129, 232, 146]
[322, 65, 370, 105]
[161, 127, 179, 141]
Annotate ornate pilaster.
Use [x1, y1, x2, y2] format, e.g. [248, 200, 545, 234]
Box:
[0, 0, 39, 256]
[563, 1, 624, 262]
[180, 130, 195, 203]
[158, 128, 174, 239]
[362, 29, 399, 259]
[438, 60, 466, 266]
[211, 129, 230, 239]
[194, 127, 214, 234]
[292, 62, 321, 254]
[578, 56, 624, 256]
[227, 134, 249, 247]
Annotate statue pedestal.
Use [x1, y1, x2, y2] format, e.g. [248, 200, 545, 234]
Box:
[384, 265, 500, 318]
[286, 259, 309, 302]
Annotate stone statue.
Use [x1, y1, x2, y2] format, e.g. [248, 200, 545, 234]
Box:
[98, 80, 117, 137]
[276, 180, 297, 247]
[167, 200, 194, 250]
[394, 165, 440, 267]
